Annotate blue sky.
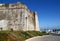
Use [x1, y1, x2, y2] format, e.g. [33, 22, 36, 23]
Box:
[0, 0, 60, 29]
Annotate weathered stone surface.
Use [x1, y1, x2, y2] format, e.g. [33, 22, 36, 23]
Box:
[0, 2, 40, 31]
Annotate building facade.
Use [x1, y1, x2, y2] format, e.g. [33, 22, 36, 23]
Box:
[0, 2, 40, 31]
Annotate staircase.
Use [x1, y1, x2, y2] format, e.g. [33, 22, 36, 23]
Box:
[8, 32, 23, 41]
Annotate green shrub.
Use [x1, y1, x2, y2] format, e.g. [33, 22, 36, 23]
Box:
[0, 39, 4, 41]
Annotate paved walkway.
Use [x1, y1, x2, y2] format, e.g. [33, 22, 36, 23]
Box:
[25, 35, 60, 41]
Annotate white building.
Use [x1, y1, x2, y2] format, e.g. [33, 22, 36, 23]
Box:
[0, 2, 40, 31]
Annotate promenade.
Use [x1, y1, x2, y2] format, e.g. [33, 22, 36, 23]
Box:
[25, 35, 60, 41]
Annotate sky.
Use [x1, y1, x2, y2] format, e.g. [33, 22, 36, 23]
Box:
[0, 0, 60, 29]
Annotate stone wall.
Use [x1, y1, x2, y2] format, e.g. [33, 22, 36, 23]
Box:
[0, 2, 40, 31]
